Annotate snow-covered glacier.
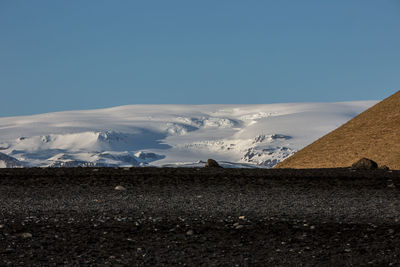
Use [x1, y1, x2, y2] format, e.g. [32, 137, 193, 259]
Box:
[0, 101, 376, 168]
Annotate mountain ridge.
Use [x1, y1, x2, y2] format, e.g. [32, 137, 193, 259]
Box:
[0, 152, 24, 168]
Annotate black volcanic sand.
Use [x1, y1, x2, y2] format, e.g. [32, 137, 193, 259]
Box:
[1, 168, 400, 266]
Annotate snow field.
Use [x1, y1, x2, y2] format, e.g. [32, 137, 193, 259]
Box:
[0, 101, 376, 168]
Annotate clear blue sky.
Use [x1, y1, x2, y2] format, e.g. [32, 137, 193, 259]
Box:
[1, 0, 399, 116]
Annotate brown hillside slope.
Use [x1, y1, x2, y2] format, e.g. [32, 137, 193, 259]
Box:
[276, 90, 400, 169]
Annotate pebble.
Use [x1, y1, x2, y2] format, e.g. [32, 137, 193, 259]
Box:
[0, 224, 4, 228]
[239, 216, 245, 220]
[114, 185, 127, 191]
[186, 230, 194, 235]
[21, 233, 32, 238]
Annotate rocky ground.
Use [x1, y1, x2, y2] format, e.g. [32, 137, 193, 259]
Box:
[1, 167, 400, 266]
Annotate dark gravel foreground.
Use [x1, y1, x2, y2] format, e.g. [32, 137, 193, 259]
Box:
[1, 167, 400, 266]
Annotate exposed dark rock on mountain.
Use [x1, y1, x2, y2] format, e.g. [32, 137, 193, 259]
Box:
[0, 152, 24, 168]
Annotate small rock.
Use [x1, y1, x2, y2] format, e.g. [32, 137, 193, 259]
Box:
[205, 159, 222, 168]
[310, 225, 315, 230]
[379, 165, 390, 171]
[388, 229, 395, 234]
[114, 185, 127, 191]
[186, 230, 194, 235]
[21, 232, 32, 238]
[351, 158, 378, 170]
[239, 216, 245, 220]
[0, 224, 4, 229]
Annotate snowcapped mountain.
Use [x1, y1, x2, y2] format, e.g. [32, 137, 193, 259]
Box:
[0, 101, 376, 168]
